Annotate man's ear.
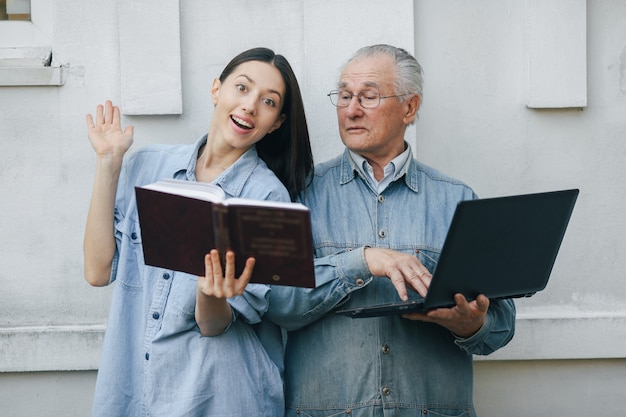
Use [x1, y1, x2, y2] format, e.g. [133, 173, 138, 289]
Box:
[268, 113, 286, 134]
[211, 79, 221, 106]
[403, 94, 421, 124]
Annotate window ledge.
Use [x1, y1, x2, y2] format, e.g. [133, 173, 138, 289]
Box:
[0, 65, 65, 86]
[0, 46, 64, 86]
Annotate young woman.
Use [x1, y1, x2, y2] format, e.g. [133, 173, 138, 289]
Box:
[84, 48, 313, 417]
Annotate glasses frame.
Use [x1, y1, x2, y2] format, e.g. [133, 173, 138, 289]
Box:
[327, 89, 413, 109]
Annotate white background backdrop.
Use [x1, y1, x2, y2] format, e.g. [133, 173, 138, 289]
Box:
[1, 1, 625, 415]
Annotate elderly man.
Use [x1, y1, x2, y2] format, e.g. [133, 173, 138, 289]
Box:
[267, 44, 515, 417]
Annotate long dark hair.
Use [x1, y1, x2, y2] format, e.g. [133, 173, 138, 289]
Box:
[219, 48, 313, 201]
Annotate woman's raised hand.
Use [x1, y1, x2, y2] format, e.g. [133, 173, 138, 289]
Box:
[86, 100, 134, 158]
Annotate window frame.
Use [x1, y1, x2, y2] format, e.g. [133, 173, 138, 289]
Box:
[0, 0, 64, 86]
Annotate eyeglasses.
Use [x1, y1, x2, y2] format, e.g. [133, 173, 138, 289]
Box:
[327, 89, 412, 109]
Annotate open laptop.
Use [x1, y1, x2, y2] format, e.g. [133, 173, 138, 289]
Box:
[336, 189, 579, 318]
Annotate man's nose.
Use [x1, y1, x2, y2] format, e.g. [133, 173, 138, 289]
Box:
[344, 95, 363, 116]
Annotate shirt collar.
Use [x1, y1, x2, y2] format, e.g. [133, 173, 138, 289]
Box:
[213, 147, 261, 197]
[344, 143, 411, 189]
[350, 147, 409, 176]
[175, 135, 209, 181]
[339, 142, 419, 193]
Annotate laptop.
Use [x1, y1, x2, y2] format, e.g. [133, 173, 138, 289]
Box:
[335, 189, 579, 318]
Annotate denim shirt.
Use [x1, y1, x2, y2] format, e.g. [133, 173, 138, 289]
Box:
[91, 136, 291, 417]
[266, 147, 516, 417]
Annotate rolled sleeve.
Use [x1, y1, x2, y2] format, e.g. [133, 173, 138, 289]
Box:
[315, 246, 373, 289]
[227, 284, 271, 325]
[266, 247, 375, 331]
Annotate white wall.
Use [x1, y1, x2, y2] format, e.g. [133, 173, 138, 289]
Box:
[414, 0, 626, 363]
[1, 0, 625, 415]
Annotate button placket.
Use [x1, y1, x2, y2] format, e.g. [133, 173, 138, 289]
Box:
[376, 193, 387, 240]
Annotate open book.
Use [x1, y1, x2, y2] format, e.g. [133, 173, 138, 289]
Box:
[135, 179, 315, 287]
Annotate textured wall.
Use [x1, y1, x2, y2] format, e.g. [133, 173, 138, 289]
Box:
[414, 0, 626, 363]
[1, 0, 626, 415]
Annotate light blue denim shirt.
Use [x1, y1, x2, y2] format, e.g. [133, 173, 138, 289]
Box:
[266, 146, 516, 417]
[91, 136, 291, 417]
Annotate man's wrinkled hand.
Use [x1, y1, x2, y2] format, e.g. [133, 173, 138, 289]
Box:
[402, 294, 490, 338]
[364, 247, 432, 300]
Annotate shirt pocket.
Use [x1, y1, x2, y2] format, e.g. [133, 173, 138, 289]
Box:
[156, 272, 199, 337]
[422, 408, 473, 416]
[415, 247, 440, 274]
[113, 214, 144, 289]
[166, 273, 197, 320]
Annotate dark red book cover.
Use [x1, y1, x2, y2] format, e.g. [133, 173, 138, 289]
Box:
[135, 185, 315, 287]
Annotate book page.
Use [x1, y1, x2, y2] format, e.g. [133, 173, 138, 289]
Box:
[140, 179, 226, 203]
[225, 197, 309, 211]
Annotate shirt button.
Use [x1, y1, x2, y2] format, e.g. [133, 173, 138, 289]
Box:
[145, 353, 149, 360]
[131, 232, 138, 240]
[355, 278, 365, 286]
[162, 273, 170, 280]
[382, 387, 391, 395]
[152, 312, 160, 320]
[378, 229, 386, 238]
[381, 344, 390, 354]
[377, 195, 384, 203]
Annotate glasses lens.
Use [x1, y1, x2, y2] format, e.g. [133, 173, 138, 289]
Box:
[359, 90, 380, 108]
[336, 90, 353, 107]
[328, 91, 339, 106]
[328, 90, 382, 108]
